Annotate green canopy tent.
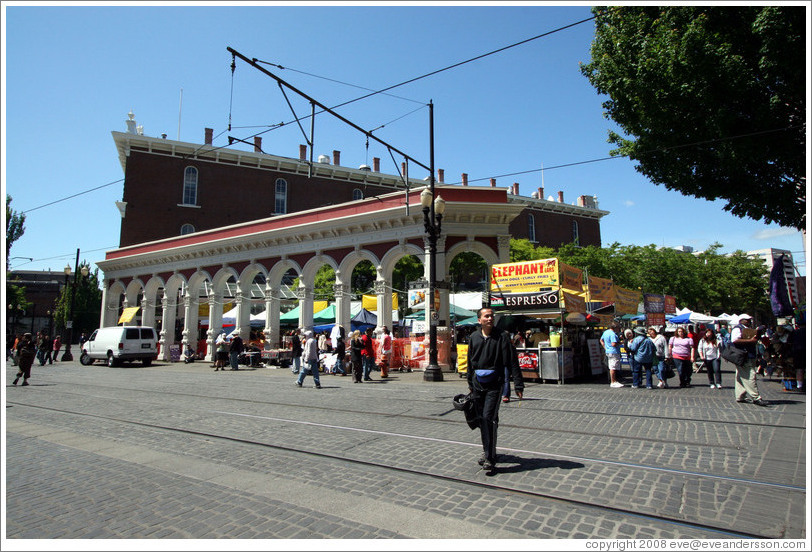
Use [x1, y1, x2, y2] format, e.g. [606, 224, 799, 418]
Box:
[313, 304, 337, 325]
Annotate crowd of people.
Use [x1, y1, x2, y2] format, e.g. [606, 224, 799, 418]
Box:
[286, 325, 396, 388]
[599, 315, 806, 405]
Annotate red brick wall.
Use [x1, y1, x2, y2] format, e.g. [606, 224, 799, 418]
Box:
[120, 151, 396, 246]
[509, 207, 602, 249]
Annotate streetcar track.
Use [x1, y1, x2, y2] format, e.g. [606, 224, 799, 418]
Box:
[8, 398, 805, 494]
[11, 381, 805, 457]
[5, 400, 771, 540]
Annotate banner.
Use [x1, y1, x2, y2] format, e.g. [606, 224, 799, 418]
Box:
[587, 275, 616, 302]
[490, 258, 559, 293]
[643, 294, 664, 314]
[614, 287, 641, 315]
[647, 313, 666, 327]
[490, 290, 559, 310]
[362, 293, 399, 311]
[407, 289, 426, 309]
[562, 290, 586, 313]
[118, 306, 140, 325]
[559, 262, 584, 293]
[664, 295, 677, 314]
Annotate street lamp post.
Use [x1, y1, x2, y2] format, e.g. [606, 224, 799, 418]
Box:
[61, 249, 88, 361]
[421, 185, 446, 382]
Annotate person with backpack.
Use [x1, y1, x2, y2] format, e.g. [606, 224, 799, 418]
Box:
[628, 326, 656, 389]
[730, 314, 767, 406]
[698, 328, 722, 389]
[648, 326, 670, 388]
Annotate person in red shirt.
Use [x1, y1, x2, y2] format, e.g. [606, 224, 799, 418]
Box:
[361, 327, 376, 381]
[378, 326, 392, 378]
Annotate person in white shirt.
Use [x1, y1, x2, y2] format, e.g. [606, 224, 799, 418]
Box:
[698, 328, 722, 389]
[730, 314, 766, 406]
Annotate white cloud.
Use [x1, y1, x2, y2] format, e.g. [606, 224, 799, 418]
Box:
[750, 228, 800, 240]
[624, 200, 635, 207]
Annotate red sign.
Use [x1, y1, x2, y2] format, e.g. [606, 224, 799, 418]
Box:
[517, 350, 539, 378]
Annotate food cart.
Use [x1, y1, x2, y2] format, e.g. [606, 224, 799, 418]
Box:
[489, 259, 591, 384]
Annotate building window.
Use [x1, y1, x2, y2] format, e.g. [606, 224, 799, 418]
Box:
[352, 188, 363, 201]
[183, 167, 198, 205]
[572, 220, 580, 246]
[274, 178, 287, 214]
[528, 214, 536, 243]
[180, 223, 195, 235]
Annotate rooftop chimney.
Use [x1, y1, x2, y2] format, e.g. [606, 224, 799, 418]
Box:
[402, 162, 407, 177]
[490, 178, 496, 188]
[333, 150, 341, 166]
[299, 144, 307, 161]
[512, 183, 519, 195]
[254, 136, 262, 153]
[538, 187, 544, 200]
[461, 173, 468, 186]
[558, 191, 564, 203]
[204, 128, 213, 145]
[438, 169, 444, 183]
[373, 157, 380, 172]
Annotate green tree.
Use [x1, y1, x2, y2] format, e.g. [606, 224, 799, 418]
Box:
[6, 195, 26, 270]
[53, 263, 102, 340]
[581, 6, 805, 230]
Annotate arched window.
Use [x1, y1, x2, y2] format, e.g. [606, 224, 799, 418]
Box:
[180, 223, 195, 235]
[274, 178, 287, 214]
[528, 214, 536, 243]
[352, 188, 363, 201]
[572, 220, 580, 246]
[183, 167, 198, 205]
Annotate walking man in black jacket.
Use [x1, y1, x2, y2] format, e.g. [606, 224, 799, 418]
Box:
[467, 307, 515, 474]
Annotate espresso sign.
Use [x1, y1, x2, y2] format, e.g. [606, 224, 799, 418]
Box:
[491, 290, 560, 310]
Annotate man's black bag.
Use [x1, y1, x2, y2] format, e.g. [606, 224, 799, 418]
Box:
[720, 344, 748, 366]
[453, 393, 479, 430]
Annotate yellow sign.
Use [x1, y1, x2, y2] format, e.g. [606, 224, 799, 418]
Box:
[118, 306, 140, 325]
[614, 287, 642, 315]
[587, 276, 616, 302]
[562, 291, 586, 313]
[559, 262, 584, 293]
[362, 293, 399, 311]
[490, 258, 559, 293]
[456, 344, 468, 374]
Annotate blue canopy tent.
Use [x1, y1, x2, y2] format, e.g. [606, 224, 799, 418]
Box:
[669, 312, 692, 324]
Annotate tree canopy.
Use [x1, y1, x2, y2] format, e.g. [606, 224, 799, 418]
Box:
[580, 6, 805, 230]
[510, 239, 770, 318]
[6, 195, 26, 270]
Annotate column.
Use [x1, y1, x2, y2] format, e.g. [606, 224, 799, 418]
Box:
[298, 286, 314, 330]
[334, 282, 351, 337]
[374, 279, 392, 331]
[205, 289, 224, 362]
[264, 286, 281, 348]
[160, 292, 177, 362]
[141, 296, 155, 329]
[181, 293, 199, 360]
[234, 289, 250, 341]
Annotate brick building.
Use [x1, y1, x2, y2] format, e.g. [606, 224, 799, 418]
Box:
[113, 112, 608, 249]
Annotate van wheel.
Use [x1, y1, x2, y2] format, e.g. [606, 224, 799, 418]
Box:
[106, 353, 118, 367]
[142, 358, 152, 367]
[79, 352, 94, 366]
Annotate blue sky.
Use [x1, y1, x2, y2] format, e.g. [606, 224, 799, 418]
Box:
[3, 2, 808, 278]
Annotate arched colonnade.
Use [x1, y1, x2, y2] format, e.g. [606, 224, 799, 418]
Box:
[96, 187, 523, 362]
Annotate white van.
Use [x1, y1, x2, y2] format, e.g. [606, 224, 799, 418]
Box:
[80, 326, 158, 367]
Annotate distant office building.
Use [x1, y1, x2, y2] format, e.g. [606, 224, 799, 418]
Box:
[748, 248, 801, 307]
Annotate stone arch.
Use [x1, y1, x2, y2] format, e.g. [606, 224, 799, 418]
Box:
[102, 280, 127, 327]
[300, 254, 339, 287]
[142, 275, 166, 329]
[337, 249, 381, 284]
[444, 239, 500, 273]
[379, 243, 424, 280]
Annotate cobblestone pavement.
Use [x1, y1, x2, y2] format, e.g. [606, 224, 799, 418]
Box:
[3, 358, 808, 545]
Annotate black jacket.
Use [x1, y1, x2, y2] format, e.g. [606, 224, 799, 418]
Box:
[467, 326, 513, 390]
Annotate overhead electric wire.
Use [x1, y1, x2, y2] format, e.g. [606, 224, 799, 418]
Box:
[199, 14, 598, 159]
[20, 178, 124, 214]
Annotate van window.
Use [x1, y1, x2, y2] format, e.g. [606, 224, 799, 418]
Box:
[140, 328, 155, 340]
[125, 328, 140, 339]
[88, 330, 98, 342]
